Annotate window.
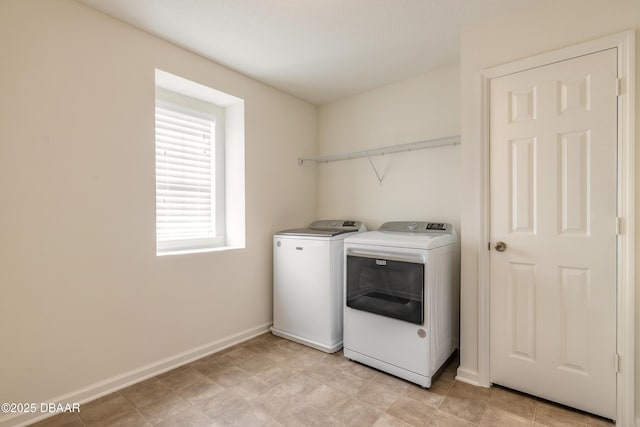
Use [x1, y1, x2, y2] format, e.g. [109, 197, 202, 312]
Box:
[155, 69, 245, 255]
[155, 90, 225, 252]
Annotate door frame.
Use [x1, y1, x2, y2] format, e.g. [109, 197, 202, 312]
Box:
[477, 30, 635, 425]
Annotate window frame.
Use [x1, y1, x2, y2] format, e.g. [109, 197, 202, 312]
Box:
[155, 88, 226, 255]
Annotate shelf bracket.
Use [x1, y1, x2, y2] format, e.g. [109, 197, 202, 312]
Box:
[367, 156, 384, 184]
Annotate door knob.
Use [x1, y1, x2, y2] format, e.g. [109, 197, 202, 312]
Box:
[494, 241, 507, 252]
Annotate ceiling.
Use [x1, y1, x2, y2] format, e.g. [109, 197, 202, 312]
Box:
[77, 0, 536, 105]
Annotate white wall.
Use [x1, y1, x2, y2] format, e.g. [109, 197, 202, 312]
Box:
[0, 0, 316, 417]
[458, 0, 640, 420]
[317, 65, 460, 231]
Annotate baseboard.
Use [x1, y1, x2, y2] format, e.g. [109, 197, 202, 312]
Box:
[455, 366, 483, 386]
[0, 322, 272, 427]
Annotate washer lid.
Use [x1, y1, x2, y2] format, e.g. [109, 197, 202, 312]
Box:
[276, 219, 365, 237]
[276, 228, 349, 237]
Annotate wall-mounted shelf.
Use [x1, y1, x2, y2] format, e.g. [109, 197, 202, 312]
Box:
[298, 134, 460, 184]
[297, 134, 460, 165]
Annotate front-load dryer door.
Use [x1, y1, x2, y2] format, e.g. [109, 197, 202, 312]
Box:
[346, 254, 424, 324]
[344, 250, 430, 378]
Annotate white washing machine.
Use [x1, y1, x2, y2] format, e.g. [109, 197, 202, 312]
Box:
[272, 220, 366, 353]
[343, 221, 459, 387]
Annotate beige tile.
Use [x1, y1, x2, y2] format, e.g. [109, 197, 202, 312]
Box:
[302, 360, 336, 382]
[304, 383, 350, 412]
[489, 386, 536, 420]
[298, 345, 333, 359]
[256, 333, 287, 344]
[137, 394, 191, 424]
[254, 364, 298, 385]
[329, 349, 345, 357]
[30, 412, 85, 427]
[157, 365, 206, 391]
[369, 371, 410, 394]
[276, 339, 306, 353]
[221, 346, 257, 363]
[300, 362, 329, 377]
[372, 413, 414, 427]
[275, 401, 334, 426]
[190, 354, 235, 377]
[237, 354, 278, 374]
[340, 360, 377, 381]
[86, 409, 151, 427]
[79, 393, 137, 425]
[331, 398, 382, 427]
[231, 376, 276, 400]
[449, 381, 491, 402]
[438, 392, 487, 424]
[120, 377, 173, 408]
[207, 366, 253, 387]
[281, 352, 320, 370]
[197, 389, 269, 426]
[431, 380, 455, 395]
[387, 396, 436, 427]
[242, 338, 275, 354]
[250, 385, 298, 419]
[430, 378, 455, 394]
[179, 378, 225, 405]
[315, 352, 353, 371]
[534, 401, 587, 427]
[263, 345, 300, 364]
[427, 410, 476, 427]
[154, 407, 213, 427]
[435, 367, 457, 384]
[355, 381, 401, 410]
[210, 411, 269, 427]
[480, 406, 533, 427]
[291, 347, 332, 367]
[42, 338, 608, 427]
[278, 373, 322, 395]
[315, 369, 369, 396]
[404, 383, 449, 409]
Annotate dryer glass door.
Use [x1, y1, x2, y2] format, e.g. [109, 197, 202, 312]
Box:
[346, 254, 424, 324]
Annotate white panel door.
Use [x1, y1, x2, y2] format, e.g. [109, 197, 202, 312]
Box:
[489, 48, 617, 419]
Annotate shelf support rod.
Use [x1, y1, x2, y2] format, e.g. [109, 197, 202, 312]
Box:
[367, 156, 384, 184]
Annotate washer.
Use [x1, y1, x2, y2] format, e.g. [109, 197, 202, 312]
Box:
[343, 221, 459, 387]
[272, 220, 366, 353]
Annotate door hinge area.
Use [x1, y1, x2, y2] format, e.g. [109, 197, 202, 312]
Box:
[488, 242, 491, 251]
[616, 217, 623, 235]
[615, 353, 621, 373]
[616, 78, 623, 96]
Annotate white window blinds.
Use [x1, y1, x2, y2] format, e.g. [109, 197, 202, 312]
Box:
[155, 102, 216, 245]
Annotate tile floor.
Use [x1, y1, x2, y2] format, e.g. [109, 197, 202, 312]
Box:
[32, 333, 614, 427]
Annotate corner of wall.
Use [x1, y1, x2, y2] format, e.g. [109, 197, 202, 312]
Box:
[455, 366, 481, 387]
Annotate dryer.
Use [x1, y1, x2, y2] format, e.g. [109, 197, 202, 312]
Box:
[272, 220, 366, 353]
[343, 221, 459, 387]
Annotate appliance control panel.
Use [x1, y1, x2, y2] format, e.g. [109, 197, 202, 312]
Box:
[379, 221, 454, 234]
[426, 223, 447, 231]
[309, 219, 364, 231]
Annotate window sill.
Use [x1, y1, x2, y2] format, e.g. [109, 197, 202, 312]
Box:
[156, 245, 243, 257]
